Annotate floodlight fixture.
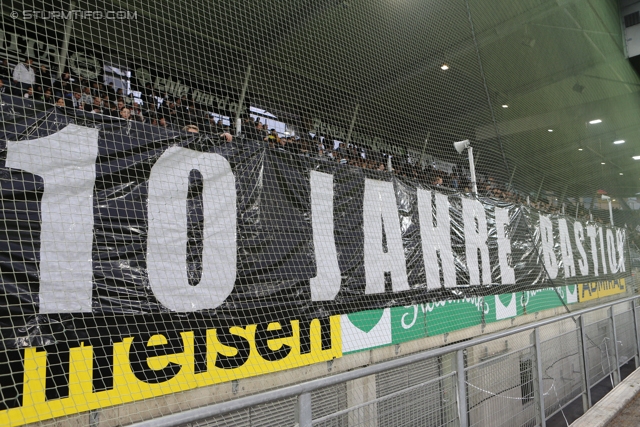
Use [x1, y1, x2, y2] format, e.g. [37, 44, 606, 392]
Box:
[453, 139, 470, 154]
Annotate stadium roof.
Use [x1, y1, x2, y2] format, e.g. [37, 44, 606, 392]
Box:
[5, 0, 640, 197]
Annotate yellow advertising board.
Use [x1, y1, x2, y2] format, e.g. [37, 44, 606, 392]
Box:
[0, 316, 341, 427]
[577, 278, 627, 302]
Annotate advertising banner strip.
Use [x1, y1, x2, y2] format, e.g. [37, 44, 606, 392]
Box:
[577, 278, 627, 302]
[0, 317, 341, 426]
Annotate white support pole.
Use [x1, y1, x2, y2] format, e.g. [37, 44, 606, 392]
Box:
[507, 165, 517, 191]
[345, 104, 359, 145]
[419, 132, 430, 166]
[57, 1, 75, 78]
[535, 175, 545, 202]
[234, 65, 252, 136]
[608, 200, 614, 226]
[467, 147, 478, 196]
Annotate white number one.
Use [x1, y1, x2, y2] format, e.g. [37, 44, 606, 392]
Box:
[5, 124, 99, 313]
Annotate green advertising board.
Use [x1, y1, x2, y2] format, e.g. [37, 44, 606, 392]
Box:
[522, 288, 558, 314]
[390, 297, 485, 343]
[484, 293, 524, 323]
[344, 286, 579, 352]
[425, 298, 485, 337]
[341, 308, 392, 354]
[391, 305, 427, 344]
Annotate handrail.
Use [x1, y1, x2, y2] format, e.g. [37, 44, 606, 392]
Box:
[128, 294, 640, 427]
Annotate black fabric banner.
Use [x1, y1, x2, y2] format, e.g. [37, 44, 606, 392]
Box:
[0, 103, 629, 354]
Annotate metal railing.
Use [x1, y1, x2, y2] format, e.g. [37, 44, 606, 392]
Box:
[128, 295, 640, 427]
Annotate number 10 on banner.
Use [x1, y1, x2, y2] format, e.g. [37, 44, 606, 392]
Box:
[6, 125, 238, 314]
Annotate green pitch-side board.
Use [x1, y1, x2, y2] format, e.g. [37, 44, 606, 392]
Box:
[343, 286, 579, 353]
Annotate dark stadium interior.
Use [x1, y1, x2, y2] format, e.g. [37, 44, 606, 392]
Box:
[4, 0, 640, 200]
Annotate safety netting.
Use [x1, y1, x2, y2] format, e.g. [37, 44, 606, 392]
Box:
[0, 0, 637, 425]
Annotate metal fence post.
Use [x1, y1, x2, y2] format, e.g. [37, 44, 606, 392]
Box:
[610, 307, 621, 385]
[296, 392, 312, 427]
[532, 328, 546, 427]
[577, 315, 592, 412]
[633, 301, 640, 367]
[456, 349, 468, 427]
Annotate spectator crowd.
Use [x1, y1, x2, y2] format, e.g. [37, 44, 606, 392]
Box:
[0, 56, 636, 231]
